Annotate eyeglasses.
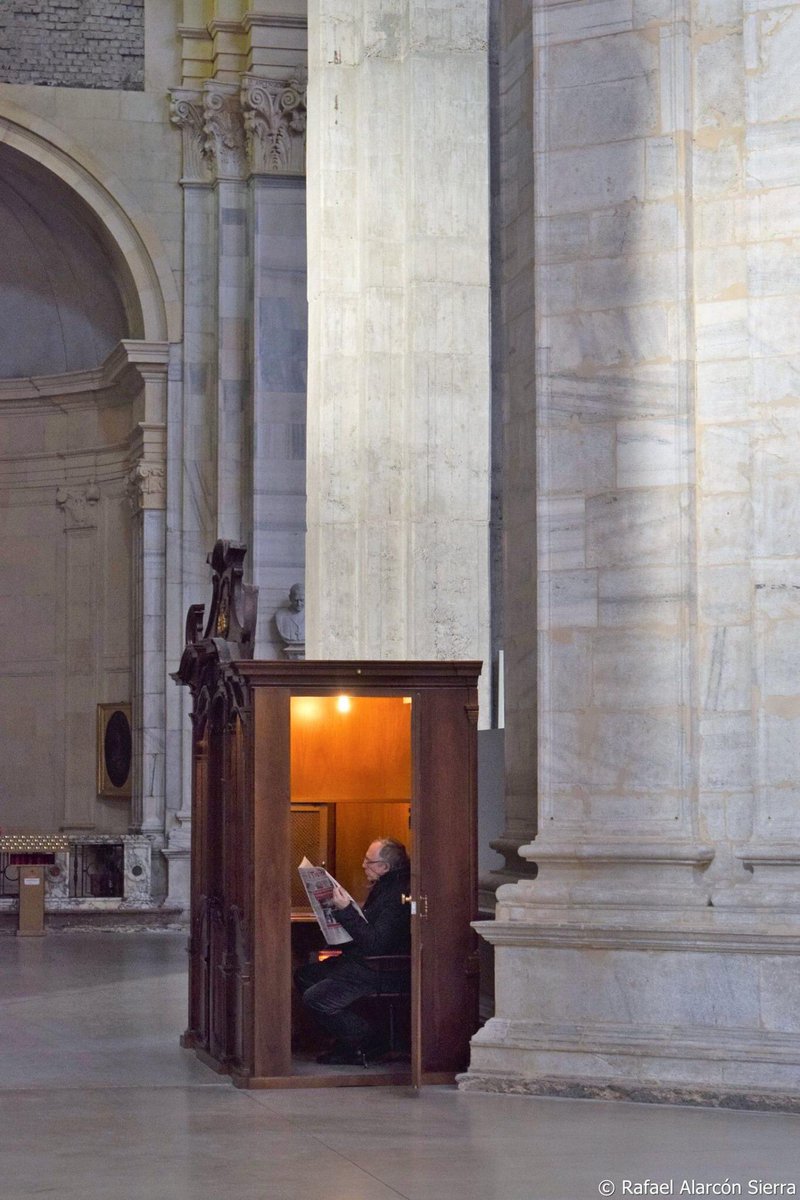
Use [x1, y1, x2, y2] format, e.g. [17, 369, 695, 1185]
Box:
[362, 857, 386, 866]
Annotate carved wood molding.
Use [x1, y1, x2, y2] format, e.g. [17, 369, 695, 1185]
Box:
[173, 541, 259, 734]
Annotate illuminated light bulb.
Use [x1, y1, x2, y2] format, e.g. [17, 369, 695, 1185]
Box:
[336, 694, 351, 714]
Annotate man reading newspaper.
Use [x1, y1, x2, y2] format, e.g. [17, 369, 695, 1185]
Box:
[294, 838, 411, 1065]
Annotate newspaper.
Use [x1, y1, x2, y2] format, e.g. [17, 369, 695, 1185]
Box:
[297, 857, 367, 946]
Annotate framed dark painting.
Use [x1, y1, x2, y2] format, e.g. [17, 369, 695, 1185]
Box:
[96, 703, 132, 799]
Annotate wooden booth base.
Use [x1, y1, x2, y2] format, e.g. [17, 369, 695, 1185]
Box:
[182, 1039, 458, 1090]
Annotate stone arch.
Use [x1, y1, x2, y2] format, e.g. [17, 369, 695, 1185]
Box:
[0, 97, 179, 346]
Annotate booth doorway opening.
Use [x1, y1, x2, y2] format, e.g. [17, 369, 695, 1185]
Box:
[289, 694, 413, 1082]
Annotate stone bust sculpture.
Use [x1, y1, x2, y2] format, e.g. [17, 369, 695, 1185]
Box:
[275, 583, 305, 653]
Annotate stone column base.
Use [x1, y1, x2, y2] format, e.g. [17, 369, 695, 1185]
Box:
[161, 846, 191, 914]
[463, 918, 800, 1105]
[457, 1071, 800, 1113]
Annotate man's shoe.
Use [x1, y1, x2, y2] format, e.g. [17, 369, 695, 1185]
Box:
[315, 1042, 346, 1064]
[316, 1045, 368, 1067]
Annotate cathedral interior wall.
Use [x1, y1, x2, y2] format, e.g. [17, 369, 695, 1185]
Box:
[466, 0, 800, 1104]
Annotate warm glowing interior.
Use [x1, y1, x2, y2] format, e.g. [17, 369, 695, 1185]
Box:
[290, 695, 412, 902]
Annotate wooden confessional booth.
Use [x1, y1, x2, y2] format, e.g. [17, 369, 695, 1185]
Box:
[174, 542, 481, 1089]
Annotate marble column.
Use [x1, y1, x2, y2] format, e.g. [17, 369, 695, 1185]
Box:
[57, 484, 101, 833]
[203, 82, 250, 544]
[464, 0, 800, 1103]
[166, 56, 310, 906]
[306, 0, 492, 717]
[489, 0, 538, 880]
[242, 71, 308, 658]
[168, 90, 218, 901]
[125, 349, 169, 853]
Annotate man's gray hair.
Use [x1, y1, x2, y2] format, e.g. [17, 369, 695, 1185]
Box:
[376, 838, 409, 870]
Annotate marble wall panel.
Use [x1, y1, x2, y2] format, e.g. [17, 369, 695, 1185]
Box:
[696, 359, 751, 423]
[546, 29, 656, 86]
[644, 135, 679, 199]
[754, 463, 800, 559]
[748, 238, 800, 296]
[698, 494, 753, 565]
[578, 253, 679, 311]
[534, 0, 634, 46]
[473, 0, 800, 1100]
[543, 709, 684, 795]
[695, 299, 750, 361]
[536, 213, 590, 263]
[700, 624, 752, 713]
[755, 184, 800, 240]
[760, 620, 800, 696]
[589, 201, 680, 257]
[598, 565, 683, 627]
[700, 713, 754, 790]
[694, 0, 742, 26]
[760, 957, 800, 1032]
[695, 196, 748, 248]
[747, 121, 800, 189]
[548, 306, 671, 373]
[499, 947, 761, 1028]
[699, 425, 750, 495]
[616, 419, 689, 489]
[540, 630, 593, 711]
[591, 628, 682, 710]
[585, 488, 683, 568]
[548, 74, 658, 148]
[539, 570, 598, 629]
[694, 244, 748, 303]
[747, 6, 800, 122]
[538, 141, 646, 216]
[695, 32, 745, 129]
[539, 423, 614, 495]
[693, 139, 744, 199]
[538, 496, 586, 570]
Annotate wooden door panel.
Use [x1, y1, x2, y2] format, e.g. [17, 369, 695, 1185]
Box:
[252, 687, 292, 1078]
[413, 687, 479, 1079]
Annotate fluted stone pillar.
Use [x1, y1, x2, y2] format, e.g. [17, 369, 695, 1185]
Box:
[464, 0, 800, 1104]
[166, 44, 309, 905]
[57, 484, 102, 833]
[125, 348, 170, 853]
[242, 71, 308, 657]
[306, 0, 492, 716]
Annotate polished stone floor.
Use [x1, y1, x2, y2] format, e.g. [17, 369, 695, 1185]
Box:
[2, 931, 800, 1200]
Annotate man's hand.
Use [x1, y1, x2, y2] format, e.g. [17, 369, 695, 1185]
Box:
[330, 882, 351, 910]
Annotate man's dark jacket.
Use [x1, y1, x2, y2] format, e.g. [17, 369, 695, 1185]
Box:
[336, 864, 411, 960]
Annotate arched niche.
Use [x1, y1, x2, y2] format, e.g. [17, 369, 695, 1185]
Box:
[0, 97, 179, 346]
[0, 114, 173, 844]
[0, 142, 135, 378]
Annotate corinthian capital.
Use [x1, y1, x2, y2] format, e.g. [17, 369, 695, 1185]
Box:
[169, 88, 212, 184]
[202, 83, 247, 180]
[127, 462, 166, 513]
[241, 70, 307, 176]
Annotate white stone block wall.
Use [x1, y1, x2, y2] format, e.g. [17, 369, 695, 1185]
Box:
[467, 0, 800, 1100]
[306, 0, 492, 715]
